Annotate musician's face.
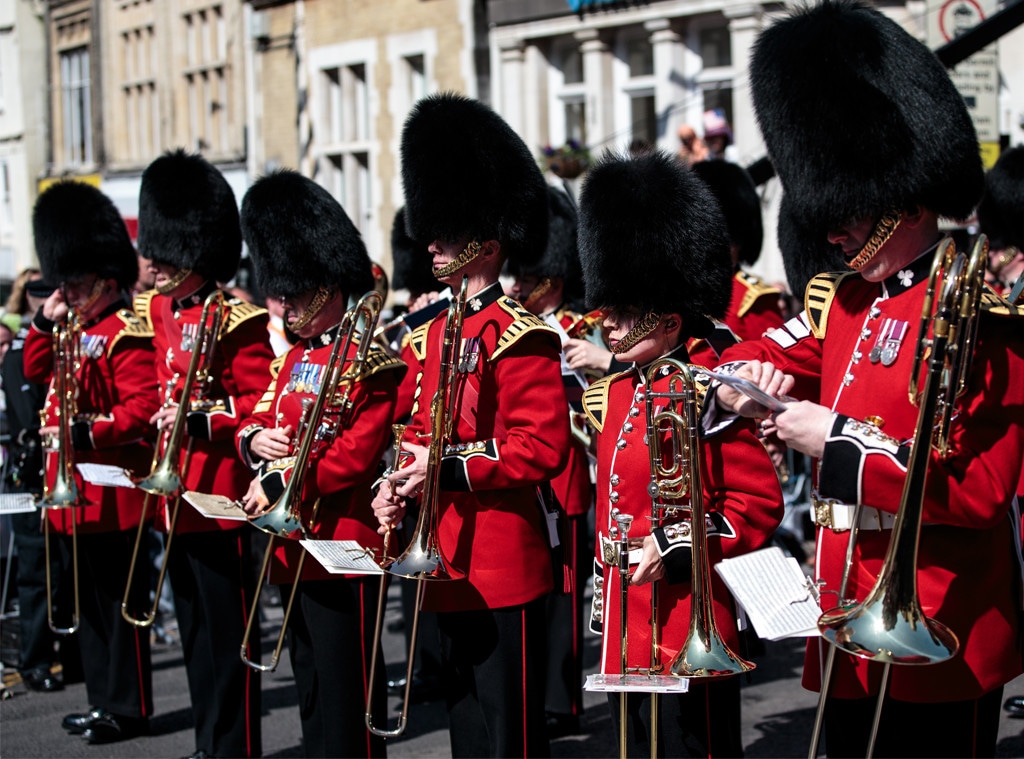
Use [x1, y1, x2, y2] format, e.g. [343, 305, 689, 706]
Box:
[603, 309, 674, 364]
[61, 274, 111, 319]
[148, 261, 183, 292]
[828, 215, 906, 283]
[279, 288, 340, 339]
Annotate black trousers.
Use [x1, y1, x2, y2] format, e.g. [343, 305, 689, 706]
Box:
[823, 686, 1004, 758]
[11, 510, 61, 674]
[545, 512, 589, 717]
[607, 678, 743, 758]
[285, 576, 387, 758]
[167, 529, 261, 758]
[438, 597, 549, 758]
[61, 530, 153, 718]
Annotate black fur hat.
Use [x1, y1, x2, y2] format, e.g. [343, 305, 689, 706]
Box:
[137, 149, 241, 283]
[507, 186, 583, 311]
[579, 150, 731, 339]
[33, 181, 138, 291]
[977, 146, 1024, 251]
[240, 170, 373, 299]
[777, 194, 847, 298]
[400, 92, 548, 266]
[390, 207, 438, 296]
[751, 0, 983, 233]
[691, 160, 763, 266]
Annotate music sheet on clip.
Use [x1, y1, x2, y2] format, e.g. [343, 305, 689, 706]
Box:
[183, 492, 249, 521]
[0, 494, 39, 514]
[76, 463, 136, 488]
[300, 540, 384, 575]
[714, 546, 821, 641]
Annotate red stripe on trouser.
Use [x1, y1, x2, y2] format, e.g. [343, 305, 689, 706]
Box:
[133, 627, 148, 717]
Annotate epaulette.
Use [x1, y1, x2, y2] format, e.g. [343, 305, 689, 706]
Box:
[582, 371, 626, 434]
[108, 308, 155, 356]
[735, 271, 782, 318]
[269, 354, 286, 380]
[132, 288, 157, 330]
[805, 271, 857, 340]
[224, 299, 268, 334]
[980, 288, 1024, 318]
[252, 356, 286, 415]
[354, 342, 406, 380]
[408, 321, 431, 362]
[492, 297, 558, 361]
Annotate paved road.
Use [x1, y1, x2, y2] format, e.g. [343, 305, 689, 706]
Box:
[2, 581, 1023, 758]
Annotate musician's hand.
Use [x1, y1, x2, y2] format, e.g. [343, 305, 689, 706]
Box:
[150, 404, 178, 431]
[564, 338, 613, 373]
[771, 400, 831, 459]
[39, 425, 58, 440]
[716, 360, 795, 418]
[631, 536, 665, 585]
[371, 480, 407, 535]
[240, 477, 269, 515]
[389, 442, 426, 499]
[249, 426, 293, 461]
[408, 291, 440, 313]
[42, 289, 68, 322]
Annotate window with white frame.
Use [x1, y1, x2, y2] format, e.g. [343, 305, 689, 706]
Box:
[696, 25, 734, 127]
[551, 37, 586, 148]
[60, 46, 92, 167]
[182, 5, 228, 154]
[312, 43, 374, 237]
[0, 159, 12, 244]
[121, 24, 159, 162]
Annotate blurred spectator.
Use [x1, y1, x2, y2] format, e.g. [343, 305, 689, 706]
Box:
[677, 123, 709, 166]
[703, 109, 737, 162]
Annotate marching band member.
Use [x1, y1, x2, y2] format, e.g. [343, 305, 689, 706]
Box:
[578, 149, 783, 757]
[24, 181, 159, 744]
[372, 92, 571, 758]
[237, 170, 404, 758]
[712, 2, 1024, 755]
[507, 185, 594, 738]
[977, 145, 1024, 299]
[135, 149, 272, 759]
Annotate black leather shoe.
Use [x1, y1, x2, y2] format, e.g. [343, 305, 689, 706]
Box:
[81, 713, 149, 744]
[185, 751, 209, 759]
[23, 669, 64, 693]
[546, 712, 581, 739]
[62, 708, 107, 734]
[1005, 695, 1024, 718]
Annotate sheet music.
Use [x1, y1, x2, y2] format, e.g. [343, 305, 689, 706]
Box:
[300, 540, 384, 575]
[714, 546, 821, 641]
[183, 491, 249, 521]
[76, 463, 137, 488]
[0, 494, 39, 514]
[543, 313, 589, 399]
[702, 370, 790, 413]
[584, 674, 689, 693]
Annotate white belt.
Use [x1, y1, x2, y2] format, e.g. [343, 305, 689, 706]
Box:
[812, 498, 896, 532]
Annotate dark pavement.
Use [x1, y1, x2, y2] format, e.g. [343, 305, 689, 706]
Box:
[1, 579, 1022, 758]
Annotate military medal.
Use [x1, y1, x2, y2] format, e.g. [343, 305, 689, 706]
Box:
[80, 333, 108, 359]
[180, 322, 199, 352]
[868, 318, 890, 363]
[880, 320, 908, 366]
[459, 337, 480, 373]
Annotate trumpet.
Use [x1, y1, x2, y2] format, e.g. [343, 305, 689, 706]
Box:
[121, 290, 231, 627]
[365, 275, 468, 738]
[41, 311, 84, 635]
[809, 236, 977, 758]
[240, 290, 384, 673]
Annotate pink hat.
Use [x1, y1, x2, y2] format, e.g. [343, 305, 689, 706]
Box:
[703, 109, 733, 143]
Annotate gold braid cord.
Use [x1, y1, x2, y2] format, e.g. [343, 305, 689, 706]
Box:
[611, 311, 661, 355]
[155, 268, 194, 294]
[289, 286, 333, 331]
[848, 211, 902, 271]
[434, 240, 482, 278]
[522, 277, 553, 312]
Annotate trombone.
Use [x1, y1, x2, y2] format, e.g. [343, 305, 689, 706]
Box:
[41, 311, 84, 635]
[808, 236, 978, 757]
[365, 275, 469, 738]
[240, 290, 384, 672]
[121, 290, 231, 627]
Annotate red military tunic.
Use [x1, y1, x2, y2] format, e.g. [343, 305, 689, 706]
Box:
[135, 287, 275, 532]
[723, 270, 785, 342]
[716, 245, 1024, 702]
[237, 329, 404, 583]
[403, 283, 571, 612]
[550, 307, 594, 518]
[23, 304, 159, 534]
[583, 351, 783, 674]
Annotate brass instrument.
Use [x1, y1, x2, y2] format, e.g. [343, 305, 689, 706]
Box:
[240, 290, 384, 672]
[122, 290, 231, 627]
[41, 311, 84, 635]
[365, 275, 468, 738]
[809, 236, 977, 757]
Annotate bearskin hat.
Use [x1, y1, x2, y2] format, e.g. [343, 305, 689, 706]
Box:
[137, 149, 241, 283]
[777, 194, 847, 299]
[390, 207, 438, 296]
[32, 181, 138, 291]
[507, 186, 584, 311]
[239, 170, 372, 299]
[400, 92, 548, 266]
[751, 0, 983, 235]
[579, 150, 731, 339]
[692, 160, 763, 266]
[977, 146, 1024, 252]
